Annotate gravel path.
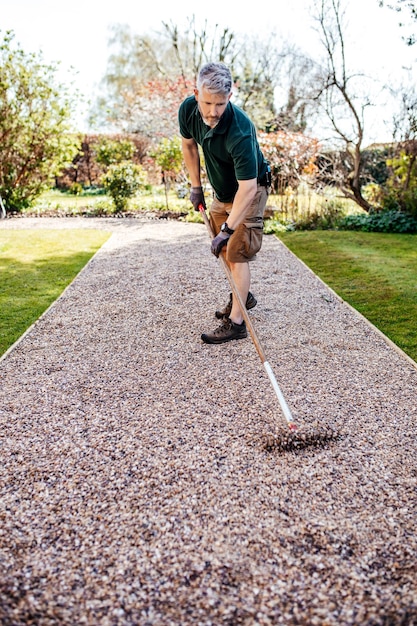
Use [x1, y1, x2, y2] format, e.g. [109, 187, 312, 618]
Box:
[1, 217, 416, 625]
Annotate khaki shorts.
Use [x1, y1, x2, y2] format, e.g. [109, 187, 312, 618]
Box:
[209, 185, 268, 263]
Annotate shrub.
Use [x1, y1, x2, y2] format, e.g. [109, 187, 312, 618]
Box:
[264, 219, 293, 234]
[69, 182, 83, 196]
[339, 209, 417, 233]
[291, 199, 346, 230]
[82, 200, 114, 216]
[182, 209, 203, 224]
[150, 136, 184, 210]
[380, 150, 417, 217]
[0, 31, 79, 212]
[362, 182, 384, 207]
[102, 162, 147, 212]
[380, 187, 417, 217]
[95, 137, 136, 167]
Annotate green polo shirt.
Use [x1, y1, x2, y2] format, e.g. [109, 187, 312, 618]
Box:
[178, 95, 268, 202]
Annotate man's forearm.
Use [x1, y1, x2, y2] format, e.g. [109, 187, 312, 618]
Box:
[226, 179, 258, 231]
[181, 139, 201, 187]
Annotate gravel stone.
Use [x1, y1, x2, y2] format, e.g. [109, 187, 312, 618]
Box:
[0, 216, 416, 625]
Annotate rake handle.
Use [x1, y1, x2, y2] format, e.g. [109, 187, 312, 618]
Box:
[198, 205, 266, 362]
[198, 204, 296, 430]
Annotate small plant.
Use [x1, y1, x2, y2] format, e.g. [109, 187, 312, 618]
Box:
[265, 198, 346, 232]
[182, 209, 203, 224]
[69, 182, 83, 196]
[339, 209, 417, 233]
[81, 186, 107, 196]
[150, 137, 184, 210]
[264, 218, 293, 234]
[296, 199, 347, 230]
[82, 200, 113, 217]
[362, 182, 384, 207]
[102, 162, 147, 213]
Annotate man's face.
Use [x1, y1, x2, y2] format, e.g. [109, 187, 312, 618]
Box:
[194, 86, 232, 128]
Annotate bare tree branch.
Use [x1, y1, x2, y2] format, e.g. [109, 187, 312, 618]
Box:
[309, 0, 373, 211]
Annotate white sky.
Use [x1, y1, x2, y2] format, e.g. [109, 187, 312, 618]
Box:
[1, 0, 416, 143]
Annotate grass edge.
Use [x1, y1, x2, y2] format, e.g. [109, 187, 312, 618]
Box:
[275, 234, 417, 372]
[0, 231, 113, 362]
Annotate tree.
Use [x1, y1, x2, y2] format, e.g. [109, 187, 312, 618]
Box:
[221, 35, 294, 130]
[95, 136, 136, 167]
[92, 18, 235, 136]
[378, 0, 416, 45]
[92, 18, 294, 136]
[308, 0, 374, 211]
[55, 134, 152, 189]
[161, 16, 239, 80]
[0, 31, 79, 213]
[267, 85, 308, 134]
[258, 131, 320, 194]
[150, 136, 184, 209]
[391, 80, 417, 144]
[379, 80, 417, 214]
[97, 74, 194, 138]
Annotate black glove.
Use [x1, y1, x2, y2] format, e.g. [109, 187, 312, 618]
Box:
[190, 186, 206, 211]
[211, 232, 230, 257]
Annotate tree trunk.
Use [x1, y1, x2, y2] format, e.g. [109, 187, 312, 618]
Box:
[348, 145, 373, 212]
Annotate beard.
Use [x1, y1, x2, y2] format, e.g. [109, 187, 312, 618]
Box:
[198, 104, 221, 128]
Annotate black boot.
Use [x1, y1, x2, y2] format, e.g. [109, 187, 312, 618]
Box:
[201, 318, 248, 344]
[215, 292, 257, 320]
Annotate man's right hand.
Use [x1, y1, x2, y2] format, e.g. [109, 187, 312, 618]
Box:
[190, 186, 206, 211]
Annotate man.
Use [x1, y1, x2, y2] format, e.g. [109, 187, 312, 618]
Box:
[178, 62, 270, 344]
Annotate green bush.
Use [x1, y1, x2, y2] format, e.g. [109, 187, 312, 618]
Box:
[380, 188, 417, 217]
[82, 200, 114, 216]
[182, 209, 203, 224]
[69, 182, 83, 196]
[293, 200, 345, 230]
[80, 186, 107, 196]
[339, 209, 417, 233]
[264, 219, 293, 234]
[0, 32, 79, 213]
[102, 161, 147, 212]
[381, 151, 417, 217]
[95, 138, 135, 167]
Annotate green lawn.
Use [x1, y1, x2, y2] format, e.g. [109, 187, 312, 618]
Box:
[30, 188, 191, 215]
[0, 229, 110, 356]
[278, 231, 417, 362]
[1, 227, 416, 365]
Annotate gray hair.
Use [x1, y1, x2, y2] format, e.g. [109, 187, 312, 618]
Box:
[197, 62, 232, 95]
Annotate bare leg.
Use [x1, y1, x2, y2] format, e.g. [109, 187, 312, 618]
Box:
[228, 260, 250, 325]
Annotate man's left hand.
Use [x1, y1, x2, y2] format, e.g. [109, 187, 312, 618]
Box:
[211, 232, 230, 257]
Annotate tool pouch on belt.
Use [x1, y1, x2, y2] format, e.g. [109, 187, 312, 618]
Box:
[258, 164, 272, 188]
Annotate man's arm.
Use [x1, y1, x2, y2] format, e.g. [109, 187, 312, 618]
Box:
[181, 137, 202, 187]
[225, 178, 258, 231]
[210, 178, 258, 258]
